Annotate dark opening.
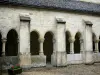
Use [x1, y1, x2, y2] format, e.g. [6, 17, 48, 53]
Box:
[66, 31, 70, 54]
[43, 32, 53, 64]
[0, 33, 2, 57]
[30, 31, 39, 55]
[6, 29, 18, 56]
[99, 36, 100, 52]
[74, 32, 81, 53]
[92, 33, 95, 52]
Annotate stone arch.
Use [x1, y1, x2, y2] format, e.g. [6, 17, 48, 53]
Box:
[0, 33, 2, 57]
[43, 31, 53, 64]
[74, 32, 81, 53]
[30, 31, 40, 55]
[30, 30, 40, 37]
[5, 29, 18, 56]
[44, 31, 54, 37]
[66, 31, 71, 54]
[92, 33, 96, 52]
[5, 28, 19, 39]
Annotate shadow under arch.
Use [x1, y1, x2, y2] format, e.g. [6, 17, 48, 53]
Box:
[98, 36, 100, 52]
[43, 31, 53, 64]
[30, 31, 40, 55]
[92, 33, 96, 52]
[66, 31, 71, 54]
[74, 32, 81, 54]
[0, 33, 2, 56]
[5, 29, 18, 56]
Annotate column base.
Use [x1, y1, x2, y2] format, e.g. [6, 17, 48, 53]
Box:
[51, 51, 67, 67]
[94, 50, 99, 53]
[84, 51, 94, 65]
[70, 51, 74, 54]
[19, 52, 31, 66]
[39, 52, 44, 55]
[2, 52, 5, 57]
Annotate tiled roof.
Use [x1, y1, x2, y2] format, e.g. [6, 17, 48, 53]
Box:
[0, 0, 100, 15]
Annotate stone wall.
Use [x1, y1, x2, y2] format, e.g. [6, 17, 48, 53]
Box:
[0, 56, 19, 69]
[0, 5, 100, 67]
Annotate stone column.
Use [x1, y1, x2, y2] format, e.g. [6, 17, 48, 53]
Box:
[37, 38, 46, 66]
[39, 38, 44, 55]
[94, 40, 99, 53]
[2, 38, 7, 56]
[80, 39, 84, 53]
[69, 37, 75, 54]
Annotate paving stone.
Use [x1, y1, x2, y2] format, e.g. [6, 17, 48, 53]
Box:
[3, 63, 100, 75]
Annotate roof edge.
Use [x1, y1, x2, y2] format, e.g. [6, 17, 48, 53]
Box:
[0, 0, 100, 15]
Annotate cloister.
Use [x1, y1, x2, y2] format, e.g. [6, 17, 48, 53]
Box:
[0, 0, 100, 68]
[0, 25, 100, 67]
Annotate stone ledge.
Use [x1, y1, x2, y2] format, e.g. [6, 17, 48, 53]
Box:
[56, 18, 66, 24]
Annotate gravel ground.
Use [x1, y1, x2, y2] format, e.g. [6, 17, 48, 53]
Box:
[3, 63, 100, 75]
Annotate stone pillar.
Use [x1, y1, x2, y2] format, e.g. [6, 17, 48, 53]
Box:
[39, 38, 44, 55]
[2, 38, 7, 56]
[19, 15, 31, 67]
[84, 21, 94, 64]
[69, 37, 75, 54]
[94, 40, 99, 53]
[55, 18, 67, 66]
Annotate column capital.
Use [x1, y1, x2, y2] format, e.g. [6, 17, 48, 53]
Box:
[69, 37, 75, 43]
[94, 39, 99, 43]
[38, 38, 45, 42]
[2, 38, 7, 42]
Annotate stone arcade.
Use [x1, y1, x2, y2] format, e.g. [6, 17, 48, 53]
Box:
[0, 0, 100, 68]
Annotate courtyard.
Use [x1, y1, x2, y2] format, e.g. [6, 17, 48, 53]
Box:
[1, 1, 100, 75]
[3, 63, 100, 75]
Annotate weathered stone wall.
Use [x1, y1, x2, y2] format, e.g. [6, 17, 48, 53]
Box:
[0, 5, 100, 40]
[31, 55, 46, 67]
[0, 56, 19, 69]
[0, 5, 100, 67]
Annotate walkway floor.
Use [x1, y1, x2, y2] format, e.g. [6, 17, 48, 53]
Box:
[3, 63, 100, 75]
